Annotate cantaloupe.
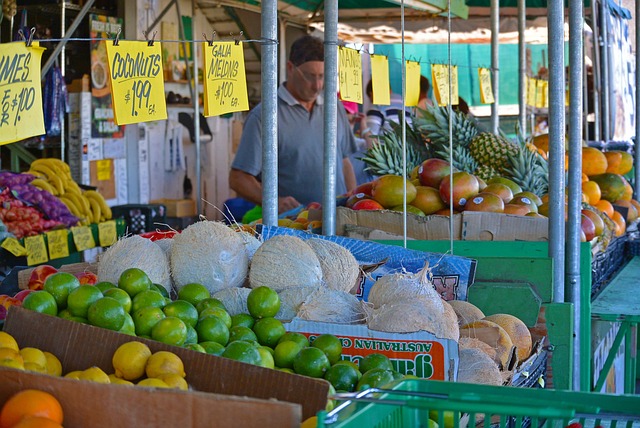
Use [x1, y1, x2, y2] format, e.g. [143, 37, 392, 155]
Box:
[98, 235, 171, 293]
[483, 314, 532, 363]
[249, 235, 323, 291]
[448, 300, 485, 326]
[457, 348, 503, 386]
[458, 337, 498, 364]
[306, 238, 360, 293]
[211, 287, 251, 316]
[460, 319, 515, 369]
[170, 221, 249, 294]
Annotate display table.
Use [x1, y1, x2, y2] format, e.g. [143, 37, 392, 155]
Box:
[591, 256, 640, 394]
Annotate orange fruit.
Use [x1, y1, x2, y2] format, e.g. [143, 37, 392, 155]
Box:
[582, 147, 608, 176]
[595, 199, 615, 218]
[581, 173, 589, 183]
[604, 150, 633, 175]
[311, 334, 343, 365]
[611, 211, 626, 236]
[10, 417, 63, 428]
[582, 180, 601, 205]
[0, 389, 63, 428]
[293, 347, 331, 378]
[613, 200, 638, 222]
[247, 286, 281, 319]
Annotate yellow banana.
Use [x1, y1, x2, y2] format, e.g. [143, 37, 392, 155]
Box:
[87, 197, 102, 224]
[30, 178, 56, 195]
[30, 163, 65, 196]
[84, 190, 112, 220]
[64, 179, 82, 195]
[32, 158, 61, 174]
[59, 196, 81, 218]
[27, 169, 46, 179]
[67, 192, 91, 217]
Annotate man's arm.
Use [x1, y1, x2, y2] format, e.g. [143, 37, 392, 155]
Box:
[342, 157, 356, 193]
[229, 168, 300, 213]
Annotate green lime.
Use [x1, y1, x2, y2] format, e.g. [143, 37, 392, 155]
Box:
[195, 315, 230, 345]
[119, 313, 136, 335]
[103, 287, 133, 313]
[185, 343, 206, 353]
[57, 309, 88, 324]
[333, 360, 363, 380]
[230, 313, 254, 329]
[195, 297, 226, 314]
[87, 297, 127, 331]
[22, 290, 58, 316]
[277, 332, 310, 348]
[274, 340, 304, 369]
[324, 363, 360, 392]
[43, 272, 80, 309]
[163, 300, 199, 328]
[247, 286, 280, 319]
[221, 340, 261, 365]
[198, 306, 232, 328]
[278, 367, 295, 374]
[229, 325, 258, 343]
[95, 281, 116, 293]
[357, 368, 395, 390]
[257, 346, 275, 369]
[252, 317, 286, 348]
[131, 289, 166, 313]
[311, 334, 343, 365]
[151, 283, 170, 299]
[178, 283, 211, 307]
[132, 306, 166, 336]
[293, 347, 331, 378]
[185, 325, 198, 344]
[118, 267, 152, 297]
[66, 285, 103, 318]
[199, 341, 225, 356]
[359, 353, 393, 374]
[151, 316, 188, 346]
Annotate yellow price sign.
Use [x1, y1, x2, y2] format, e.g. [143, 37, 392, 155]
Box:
[370, 55, 390, 106]
[478, 68, 495, 104]
[1, 237, 27, 257]
[106, 40, 167, 125]
[203, 42, 250, 117]
[46, 229, 69, 260]
[24, 235, 48, 266]
[526, 77, 536, 107]
[71, 226, 96, 252]
[404, 61, 421, 107]
[431, 64, 459, 107]
[338, 46, 363, 104]
[98, 220, 117, 247]
[0, 43, 46, 146]
[97, 159, 112, 181]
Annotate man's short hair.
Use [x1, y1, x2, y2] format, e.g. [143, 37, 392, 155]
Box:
[289, 35, 324, 66]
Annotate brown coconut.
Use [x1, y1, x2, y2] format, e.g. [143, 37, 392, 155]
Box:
[275, 286, 319, 321]
[297, 287, 370, 325]
[483, 314, 533, 363]
[306, 238, 360, 293]
[448, 300, 485, 326]
[460, 319, 515, 369]
[367, 263, 440, 309]
[457, 348, 503, 386]
[211, 287, 251, 316]
[249, 235, 323, 291]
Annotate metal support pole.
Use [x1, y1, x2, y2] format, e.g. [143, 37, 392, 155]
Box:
[567, 0, 584, 392]
[635, 0, 640, 198]
[518, 0, 527, 135]
[261, 0, 278, 226]
[601, 0, 611, 142]
[175, 0, 195, 105]
[548, 0, 566, 306]
[279, 18, 287, 85]
[322, 0, 339, 236]
[191, 0, 201, 216]
[490, 0, 500, 133]
[591, 0, 602, 141]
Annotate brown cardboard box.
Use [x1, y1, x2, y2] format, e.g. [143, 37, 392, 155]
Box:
[0, 368, 300, 428]
[150, 198, 197, 217]
[3, 306, 329, 421]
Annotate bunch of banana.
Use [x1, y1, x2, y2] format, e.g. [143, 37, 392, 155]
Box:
[83, 190, 113, 224]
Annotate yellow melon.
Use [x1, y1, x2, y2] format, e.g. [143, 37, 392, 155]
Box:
[460, 319, 514, 369]
[483, 314, 533, 363]
[448, 300, 485, 327]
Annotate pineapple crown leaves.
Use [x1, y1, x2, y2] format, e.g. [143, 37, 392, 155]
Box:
[413, 104, 480, 149]
[359, 130, 427, 177]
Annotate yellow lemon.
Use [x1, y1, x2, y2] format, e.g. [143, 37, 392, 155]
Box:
[64, 370, 83, 380]
[43, 352, 63, 377]
[301, 416, 318, 428]
[0, 348, 24, 370]
[19, 347, 47, 371]
[24, 361, 48, 374]
[145, 351, 185, 378]
[137, 378, 170, 388]
[108, 374, 134, 385]
[79, 366, 111, 384]
[112, 341, 152, 381]
[0, 331, 19, 351]
[156, 373, 189, 390]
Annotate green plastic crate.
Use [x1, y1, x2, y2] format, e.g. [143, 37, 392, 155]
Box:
[317, 379, 640, 428]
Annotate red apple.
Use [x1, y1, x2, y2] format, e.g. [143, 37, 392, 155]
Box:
[74, 271, 98, 286]
[581, 213, 596, 242]
[352, 181, 374, 197]
[27, 265, 58, 290]
[418, 158, 454, 188]
[352, 199, 384, 211]
[345, 193, 372, 208]
[13, 289, 35, 302]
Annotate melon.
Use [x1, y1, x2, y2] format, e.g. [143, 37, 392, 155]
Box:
[448, 300, 485, 326]
[457, 348, 503, 386]
[483, 314, 532, 363]
[170, 221, 249, 294]
[211, 287, 250, 316]
[458, 337, 498, 363]
[98, 235, 171, 293]
[306, 238, 360, 293]
[460, 319, 515, 369]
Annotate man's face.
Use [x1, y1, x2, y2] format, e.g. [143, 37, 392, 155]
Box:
[288, 60, 324, 102]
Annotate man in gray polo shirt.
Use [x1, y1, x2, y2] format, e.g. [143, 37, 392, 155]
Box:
[229, 35, 358, 213]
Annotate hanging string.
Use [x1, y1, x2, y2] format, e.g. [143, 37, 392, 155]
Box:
[400, 0, 407, 249]
[447, 0, 455, 255]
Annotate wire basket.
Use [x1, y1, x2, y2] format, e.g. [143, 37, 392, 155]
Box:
[591, 234, 630, 298]
[318, 379, 640, 428]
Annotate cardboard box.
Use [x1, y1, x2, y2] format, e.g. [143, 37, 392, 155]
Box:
[150, 198, 197, 217]
[18, 262, 98, 290]
[336, 207, 549, 242]
[3, 306, 329, 421]
[0, 368, 300, 428]
[285, 319, 458, 381]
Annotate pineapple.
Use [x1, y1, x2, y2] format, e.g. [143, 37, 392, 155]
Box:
[474, 164, 499, 181]
[468, 132, 520, 174]
[502, 145, 549, 196]
[359, 125, 429, 177]
[433, 144, 478, 174]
